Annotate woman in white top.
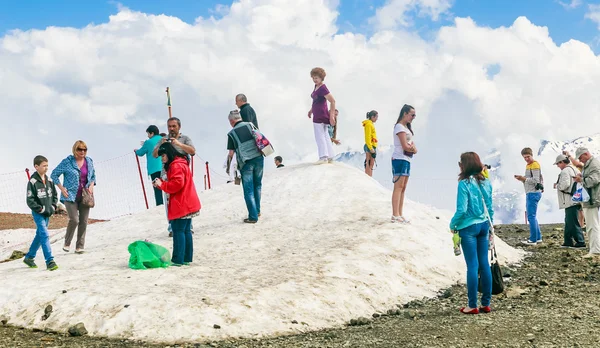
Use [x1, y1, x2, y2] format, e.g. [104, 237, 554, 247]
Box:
[391, 104, 417, 223]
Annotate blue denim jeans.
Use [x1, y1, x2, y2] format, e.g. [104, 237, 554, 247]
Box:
[240, 156, 264, 221]
[26, 212, 54, 264]
[526, 192, 542, 242]
[459, 221, 491, 309]
[171, 218, 193, 265]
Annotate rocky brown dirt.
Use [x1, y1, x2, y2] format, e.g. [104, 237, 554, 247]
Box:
[2, 223, 600, 347]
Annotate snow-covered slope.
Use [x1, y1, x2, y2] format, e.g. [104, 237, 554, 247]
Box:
[0, 162, 524, 343]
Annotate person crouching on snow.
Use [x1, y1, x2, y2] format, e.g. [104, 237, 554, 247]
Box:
[153, 142, 201, 266]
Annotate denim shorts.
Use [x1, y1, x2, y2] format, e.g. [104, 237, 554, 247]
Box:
[392, 159, 410, 178]
[364, 144, 377, 153]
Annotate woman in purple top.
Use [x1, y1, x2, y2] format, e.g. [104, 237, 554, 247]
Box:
[51, 140, 96, 254]
[307, 67, 337, 163]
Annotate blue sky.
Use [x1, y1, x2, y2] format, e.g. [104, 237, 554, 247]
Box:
[1, 0, 599, 50]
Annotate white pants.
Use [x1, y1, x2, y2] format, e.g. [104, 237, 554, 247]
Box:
[313, 122, 334, 159]
[584, 207, 600, 254]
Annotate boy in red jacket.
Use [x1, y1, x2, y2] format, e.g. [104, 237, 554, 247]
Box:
[153, 142, 201, 266]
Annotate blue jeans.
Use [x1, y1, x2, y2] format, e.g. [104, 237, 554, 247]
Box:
[526, 192, 542, 242]
[241, 156, 264, 221]
[459, 221, 491, 309]
[26, 212, 54, 264]
[171, 219, 193, 265]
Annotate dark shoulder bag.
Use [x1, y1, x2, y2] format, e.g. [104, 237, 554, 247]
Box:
[479, 247, 505, 295]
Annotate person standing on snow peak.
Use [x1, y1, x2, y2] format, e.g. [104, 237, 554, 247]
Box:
[235, 94, 259, 129]
[153, 142, 200, 266]
[391, 104, 417, 224]
[153, 117, 196, 237]
[363, 110, 379, 177]
[227, 110, 264, 224]
[135, 125, 164, 206]
[307, 67, 336, 163]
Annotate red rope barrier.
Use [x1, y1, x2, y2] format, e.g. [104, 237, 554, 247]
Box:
[25, 168, 31, 180]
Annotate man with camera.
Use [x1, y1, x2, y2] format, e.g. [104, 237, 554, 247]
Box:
[573, 147, 600, 258]
[515, 147, 544, 246]
[153, 117, 196, 236]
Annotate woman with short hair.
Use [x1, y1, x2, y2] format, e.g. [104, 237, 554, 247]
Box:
[51, 140, 96, 254]
[308, 67, 336, 163]
[450, 152, 494, 315]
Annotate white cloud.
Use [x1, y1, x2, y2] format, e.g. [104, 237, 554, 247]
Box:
[369, 0, 453, 29]
[585, 4, 600, 28]
[2, 0, 600, 222]
[558, 0, 582, 10]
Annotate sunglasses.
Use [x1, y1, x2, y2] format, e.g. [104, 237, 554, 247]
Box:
[76, 148, 88, 152]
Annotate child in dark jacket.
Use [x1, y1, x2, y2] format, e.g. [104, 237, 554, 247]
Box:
[24, 155, 59, 270]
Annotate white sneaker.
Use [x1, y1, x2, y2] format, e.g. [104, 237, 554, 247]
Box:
[536, 240, 543, 244]
[520, 240, 537, 246]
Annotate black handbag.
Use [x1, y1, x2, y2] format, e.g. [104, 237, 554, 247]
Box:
[479, 247, 505, 295]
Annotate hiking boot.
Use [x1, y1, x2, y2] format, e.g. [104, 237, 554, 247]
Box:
[243, 219, 257, 224]
[23, 258, 37, 268]
[46, 261, 58, 271]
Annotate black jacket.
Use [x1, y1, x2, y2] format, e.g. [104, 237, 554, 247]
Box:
[239, 103, 259, 129]
[26, 172, 58, 217]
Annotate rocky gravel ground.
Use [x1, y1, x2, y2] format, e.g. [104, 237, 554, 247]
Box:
[2, 223, 600, 347]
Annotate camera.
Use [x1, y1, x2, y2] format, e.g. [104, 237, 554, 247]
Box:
[484, 164, 491, 169]
[535, 183, 544, 191]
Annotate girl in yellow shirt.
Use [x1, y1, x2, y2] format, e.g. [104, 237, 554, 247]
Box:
[362, 110, 379, 177]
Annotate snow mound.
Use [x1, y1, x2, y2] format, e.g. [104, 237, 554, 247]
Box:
[0, 162, 524, 343]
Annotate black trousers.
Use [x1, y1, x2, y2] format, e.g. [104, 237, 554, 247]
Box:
[150, 171, 164, 206]
[565, 205, 585, 245]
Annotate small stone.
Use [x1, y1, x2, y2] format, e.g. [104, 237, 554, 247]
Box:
[0, 318, 8, 326]
[124, 305, 130, 308]
[356, 317, 370, 326]
[404, 310, 418, 319]
[68, 323, 88, 337]
[372, 313, 380, 318]
[42, 305, 53, 321]
[301, 322, 309, 326]
[213, 324, 221, 329]
[573, 313, 583, 320]
[442, 288, 453, 298]
[436, 216, 440, 219]
[526, 333, 535, 342]
[291, 320, 298, 324]
[539, 280, 549, 286]
[349, 319, 358, 326]
[62, 290, 67, 294]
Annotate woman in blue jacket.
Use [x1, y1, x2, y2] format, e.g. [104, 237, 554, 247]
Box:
[449, 152, 494, 315]
[51, 140, 96, 254]
[135, 125, 164, 206]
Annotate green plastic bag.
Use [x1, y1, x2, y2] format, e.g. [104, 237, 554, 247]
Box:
[128, 240, 171, 269]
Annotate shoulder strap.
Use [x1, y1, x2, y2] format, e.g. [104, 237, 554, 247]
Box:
[474, 179, 493, 228]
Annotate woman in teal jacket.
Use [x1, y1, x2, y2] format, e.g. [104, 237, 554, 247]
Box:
[135, 125, 164, 206]
[450, 152, 494, 315]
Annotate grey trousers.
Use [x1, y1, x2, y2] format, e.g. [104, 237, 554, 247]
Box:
[64, 200, 91, 250]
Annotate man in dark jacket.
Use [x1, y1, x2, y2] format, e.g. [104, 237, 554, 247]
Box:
[24, 155, 59, 270]
[235, 94, 259, 129]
